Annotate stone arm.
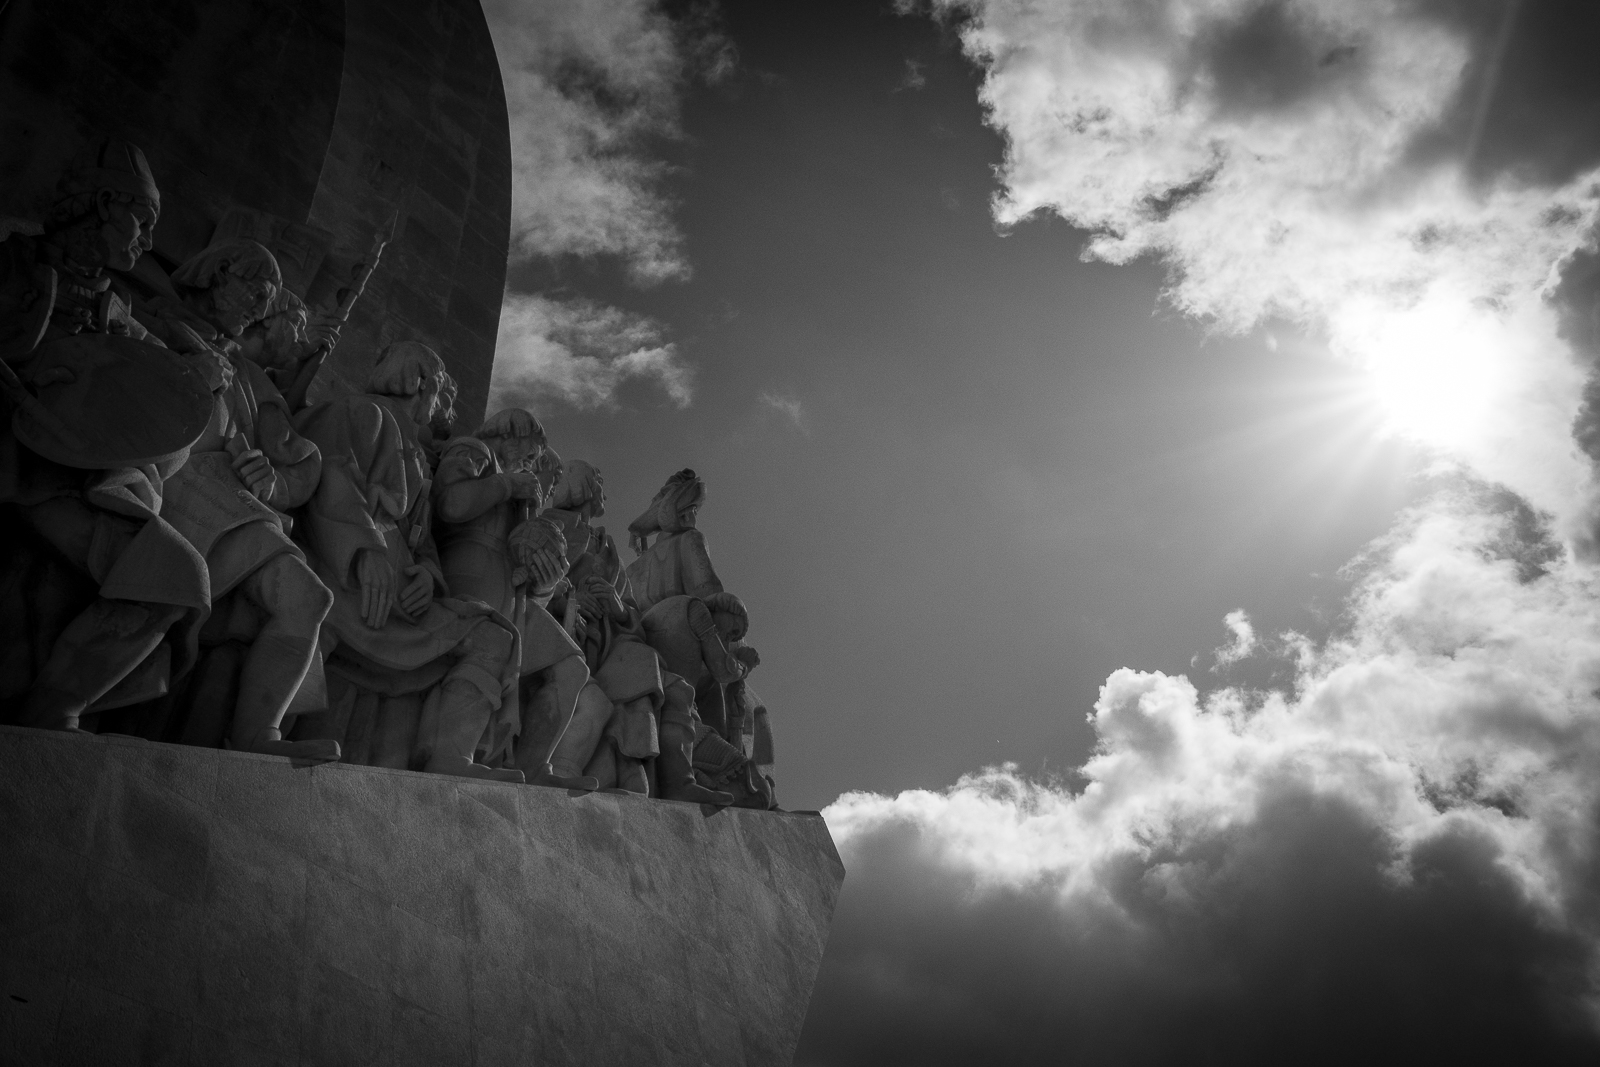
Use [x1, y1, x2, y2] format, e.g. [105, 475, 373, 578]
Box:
[687, 597, 748, 686]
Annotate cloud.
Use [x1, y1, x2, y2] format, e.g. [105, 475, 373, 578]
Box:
[800, 3, 1600, 1061]
[482, 0, 729, 284]
[920, 0, 1600, 526]
[801, 490, 1600, 1065]
[897, 58, 928, 92]
[489, 293, 691, 410]
[758, 390, 806, 430]
[480, 0, 731, 409]
[1212, 608, 1256, 666]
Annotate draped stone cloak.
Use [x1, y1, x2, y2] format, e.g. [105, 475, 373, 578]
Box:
[293, 394, 518, 737]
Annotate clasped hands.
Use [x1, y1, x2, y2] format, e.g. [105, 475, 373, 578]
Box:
[574, 576, 626, 627]
[356, 548, 435, 628]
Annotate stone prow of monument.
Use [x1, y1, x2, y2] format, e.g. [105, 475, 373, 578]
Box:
[0, 726, 844, 1066]
[0, 0, 844, 1063]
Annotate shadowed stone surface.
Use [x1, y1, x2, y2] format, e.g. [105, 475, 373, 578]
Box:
[0, 726, 843, 1066]
[0, 0, 508, 424]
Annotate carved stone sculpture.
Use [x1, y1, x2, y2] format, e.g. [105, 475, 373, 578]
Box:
[140, 239, 339, 760]
[538, 462, 660, 794]
[641, 592, 773, 809]
[291, 341, 522, 782]
[433, 408, 597, 789]
[0, 139, 212, 731]
[625, 468, 724, 617]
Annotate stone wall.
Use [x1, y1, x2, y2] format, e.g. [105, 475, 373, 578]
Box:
[0, 726, 843, 1066]
[0, 0, 509, 424]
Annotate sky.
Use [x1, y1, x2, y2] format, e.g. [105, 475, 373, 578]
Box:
[482, 0, 1600, 1061]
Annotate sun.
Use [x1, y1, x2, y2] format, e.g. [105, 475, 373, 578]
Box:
[1341, 293, 1505, 455]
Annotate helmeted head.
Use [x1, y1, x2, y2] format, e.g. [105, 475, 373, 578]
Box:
[368, 341, 452, 428]
[477, 408, 548, 474]
[704, 591, 748, 644]
[546, 459, 605, 517]
[627, 469, 705, 550]
[172, 238, 283, 336]
[46, 138, 161, 272]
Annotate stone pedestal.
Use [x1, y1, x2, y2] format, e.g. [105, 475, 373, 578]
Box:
[0, 726, 843, 1066]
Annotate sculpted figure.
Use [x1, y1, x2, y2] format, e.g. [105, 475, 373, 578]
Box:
[0, 139, 211, 730]
[146, 239, 337, 759]
[641, 592, 773, 808]
[234, 288, 341, 410]
[539, 462, 663, 794]
[432, 408, 597, 789]
[293, 341, 522, 782]
[624, 468, 723, 616]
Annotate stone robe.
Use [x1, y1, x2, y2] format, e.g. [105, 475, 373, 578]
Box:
[625, 527, 723, 616]
[294, 394, 518, 734]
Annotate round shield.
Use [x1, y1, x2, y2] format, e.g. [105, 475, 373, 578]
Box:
[13, 333, 215, 469]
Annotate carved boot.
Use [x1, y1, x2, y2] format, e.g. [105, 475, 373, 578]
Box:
[526, 762, 599, 791]
[549, 681, 611, 786]
[230, 727, 341, 762]
[420, 680, 524, 783]
[692, 727, 773, 810]
[514, 659, 596, 789]
[658, 716, 732, 806]
[229, 632, 340, 762]
[18, 600, 182, 732]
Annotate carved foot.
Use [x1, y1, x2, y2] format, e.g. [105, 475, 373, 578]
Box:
[529, 769, 599, 791]
[662, 782, 735, 807]
[236, 733, 342, 762]
[424, 756, 525, 784]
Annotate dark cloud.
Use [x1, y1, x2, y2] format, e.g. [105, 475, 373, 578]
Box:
[798, 785, 1600, 1066]
[1414, 0, 1600, 186]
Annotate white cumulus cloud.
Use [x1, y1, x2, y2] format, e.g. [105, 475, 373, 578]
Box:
[481, 0, 729, 409]
[491, 293, 691, 411]
[801, 3, 1600, 1061]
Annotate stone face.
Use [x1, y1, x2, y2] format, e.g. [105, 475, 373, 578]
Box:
[0, 725, 845, 1066]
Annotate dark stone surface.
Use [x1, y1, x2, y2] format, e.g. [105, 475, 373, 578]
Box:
[306, 0, 512, 426]
[0, 0, 347, 264]
[0, 726, 843, 1066]
[0, 0, 509, 425]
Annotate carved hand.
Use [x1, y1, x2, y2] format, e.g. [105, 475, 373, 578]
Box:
[356, 548, 397, 629]
[503, 472, 544, 501]
[231, 447, 277, 502]
[733, 645, 761, 673]
[584, 576, 626, 622]
[397, 564, 435, 619]
[527, 548, 566, 597]
[305, 313, 342, 351]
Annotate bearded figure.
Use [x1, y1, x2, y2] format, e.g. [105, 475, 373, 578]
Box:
[289, 341, 521, 782]
[432, 407, 597, 789]
[0, 138, 211, 732]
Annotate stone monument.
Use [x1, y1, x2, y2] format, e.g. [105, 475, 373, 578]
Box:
[0, 3, 841, 1064]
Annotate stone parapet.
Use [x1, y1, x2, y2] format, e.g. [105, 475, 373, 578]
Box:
[0, 725, 843, 1066]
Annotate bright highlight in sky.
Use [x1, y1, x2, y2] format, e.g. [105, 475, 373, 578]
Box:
[1344, 292, 1506, 456]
